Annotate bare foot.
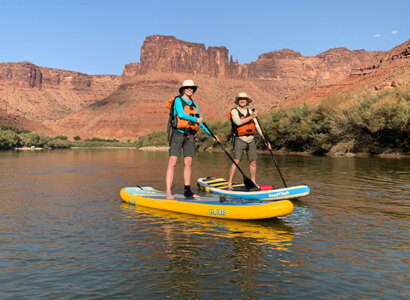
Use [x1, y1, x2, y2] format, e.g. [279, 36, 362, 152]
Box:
[192, 193, 200, 199]
[227, 186, 233, 191]
[166, 192, 175, 200]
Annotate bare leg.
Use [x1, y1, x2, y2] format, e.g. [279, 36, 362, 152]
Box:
[249, 160, 259, 188]
[227, 159, 241, 189]
[166, 156, 178, 199]
[184, 156, 199, 198]
[183, 156, 193, 186]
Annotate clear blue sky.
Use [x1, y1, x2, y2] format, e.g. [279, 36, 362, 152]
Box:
[1, 0, 408, 75]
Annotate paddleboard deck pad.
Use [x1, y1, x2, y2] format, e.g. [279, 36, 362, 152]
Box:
[197, 177, 310, 201]
[120, 187, 293, 220]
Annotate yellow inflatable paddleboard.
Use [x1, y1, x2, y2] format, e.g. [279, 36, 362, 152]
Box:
[120, 187, 293, 220]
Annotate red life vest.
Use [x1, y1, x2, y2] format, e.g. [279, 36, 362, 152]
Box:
[227, 108, 256, 137]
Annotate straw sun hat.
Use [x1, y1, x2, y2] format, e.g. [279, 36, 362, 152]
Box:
[234, 92, 253, 105]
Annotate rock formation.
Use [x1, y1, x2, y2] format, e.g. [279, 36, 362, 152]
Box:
[0, 35, 408, 140]
[123, 35, 385, 100]
[0, 62, 120, 132]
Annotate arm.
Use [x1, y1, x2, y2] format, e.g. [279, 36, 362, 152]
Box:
[174, 97, 199, 123]
[253, 116, 272, 150]
[199, 123, 212, 136]
[231, 108, 257, 126]
[193, 103, 212, 137]
[253, 115, 264, 137]
[231, 109, 243, 126]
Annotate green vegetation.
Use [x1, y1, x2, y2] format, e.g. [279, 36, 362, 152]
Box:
[54, 135, 68, 140]
[0, 126, 135, 150]
[134, 131, 168, 148]
[262, 86, 409, 155]
[91, 100, 109, 111]
[0, 125, 71, 150]
[134, 85, 409, 156]
[95, 101, 108, 107]
[73, 137, 133, 148]
[195, 120, 231, 151]
[2, 85, 408, 155]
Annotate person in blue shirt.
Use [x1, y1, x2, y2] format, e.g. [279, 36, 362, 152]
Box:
[166, 80, 219, 200]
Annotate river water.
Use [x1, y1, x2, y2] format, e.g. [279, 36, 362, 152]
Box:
[0, 149, 408, 299]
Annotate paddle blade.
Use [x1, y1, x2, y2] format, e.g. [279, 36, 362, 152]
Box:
[244, 177, 257, 191]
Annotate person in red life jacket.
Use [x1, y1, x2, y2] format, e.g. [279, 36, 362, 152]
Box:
[166, 80, 219, 200]
[227, 92, 271, 190]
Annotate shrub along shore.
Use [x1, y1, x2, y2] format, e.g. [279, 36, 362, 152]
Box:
[0, 125, 72, 150]
[0, 129, 136, 150]
[1, 86, 409, 156]
[136, 86, 410, 156]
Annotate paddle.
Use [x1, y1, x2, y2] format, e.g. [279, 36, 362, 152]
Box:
[202, 122, 257, 191]
[253, 115, 288, 188]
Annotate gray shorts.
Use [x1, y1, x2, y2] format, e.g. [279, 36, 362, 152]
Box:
[169, 130, 196, 157]
[233, 138, 257, 161]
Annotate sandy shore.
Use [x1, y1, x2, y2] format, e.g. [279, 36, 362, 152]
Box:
[138, 146, 169, 151]
[14, 146, 43, 151]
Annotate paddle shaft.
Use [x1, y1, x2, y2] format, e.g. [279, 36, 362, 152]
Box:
[202, 122, 256, 189]
[253, 116, 288, 187]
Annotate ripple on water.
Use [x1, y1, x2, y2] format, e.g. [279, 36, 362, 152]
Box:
[0, 150, 408, 299]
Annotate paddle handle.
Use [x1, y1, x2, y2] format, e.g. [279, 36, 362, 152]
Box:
[253, 116, 288, 187]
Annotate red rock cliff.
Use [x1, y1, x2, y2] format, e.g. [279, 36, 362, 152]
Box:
[123, 35, 385, 87]
[124, 35, 230, 77]
[0, 62, 120, 128]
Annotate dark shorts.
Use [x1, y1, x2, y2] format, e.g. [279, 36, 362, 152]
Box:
[233, 138, 257, 161]
[169, 130, 196, 157]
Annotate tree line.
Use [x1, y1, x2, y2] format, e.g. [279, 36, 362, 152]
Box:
[0, 125, 72, 150]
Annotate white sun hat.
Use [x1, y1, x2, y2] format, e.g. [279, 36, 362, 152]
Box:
[234, 92, 253, 105]
[179, 79, 197, 94]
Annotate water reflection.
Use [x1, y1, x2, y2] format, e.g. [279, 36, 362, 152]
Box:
[120, 203, 294, 248]
[0, 150, 408, 299]
[120, 203, 294, 298]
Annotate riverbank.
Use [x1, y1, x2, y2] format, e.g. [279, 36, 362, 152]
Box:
[71, 146, 137, 149]
[138, 146, 168, 151]
[14, 146, 44, 151]
[5, 145, 408, 158]
[136, 146, 409, 158]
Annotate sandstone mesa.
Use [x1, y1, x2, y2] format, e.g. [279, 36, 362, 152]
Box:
[0, 35, 408, 140]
